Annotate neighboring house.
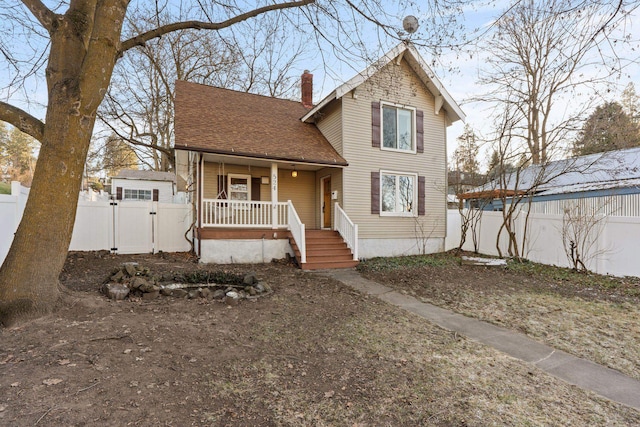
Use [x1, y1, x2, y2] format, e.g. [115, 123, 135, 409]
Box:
[174, 41, 465, 269]
[461, 147, 640, 215]
[111, 170, 177, 203]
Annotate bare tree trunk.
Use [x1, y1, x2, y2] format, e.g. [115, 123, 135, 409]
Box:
[0, 2, 123, 326]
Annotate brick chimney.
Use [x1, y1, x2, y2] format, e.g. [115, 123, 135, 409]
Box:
[301, 70, 313, 109]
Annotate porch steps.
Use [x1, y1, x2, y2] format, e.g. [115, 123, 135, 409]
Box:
[290, 230, 359, 270]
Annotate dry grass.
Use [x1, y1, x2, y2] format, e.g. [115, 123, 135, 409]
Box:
[2, 253, 639, 425]
[359, 253, 640, 381]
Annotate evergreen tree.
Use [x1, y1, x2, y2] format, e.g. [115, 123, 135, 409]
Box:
[101, 135, 140, 178]
[0, 124, 37, 185]
[620, 82, 639, 121]
[452, 124, 480, 174]
[572, 102, 640, 156]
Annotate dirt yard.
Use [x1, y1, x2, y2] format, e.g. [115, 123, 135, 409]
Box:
[1, 251, 639, 426]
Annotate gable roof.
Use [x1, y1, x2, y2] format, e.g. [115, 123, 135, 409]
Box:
[113, 169, 176, 183]
[301, 41, 465, 125]
[465, 147, 640, 198]
[174, 81, 348, 167]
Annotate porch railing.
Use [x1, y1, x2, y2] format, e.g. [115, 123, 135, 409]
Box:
[201, 199, 288, 228]
[287, 200, 306, 264]
[334, 202, 358, 260]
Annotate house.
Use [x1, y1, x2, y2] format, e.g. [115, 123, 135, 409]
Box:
[111, 170, 178, 203]
[461, 147, 640, 215]
[174, 41, 465, 269]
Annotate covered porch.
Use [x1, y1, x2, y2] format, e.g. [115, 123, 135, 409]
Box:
[193, 153, 358, 269]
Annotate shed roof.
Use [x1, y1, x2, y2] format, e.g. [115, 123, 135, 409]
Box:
[174, 81, 348, 167]
[113, 170, 176, 183]
[465, 147, 640, 198]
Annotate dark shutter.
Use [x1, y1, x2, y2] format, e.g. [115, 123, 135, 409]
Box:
[371, 102, 381, 148]
[217, 175, 227, 199]
[371, 172, 380, 214]
[416, 109, 424, 153]
[152, 189, 159, 202]
[251, 178, 261, 201]
[418, 176, 425, 216]
[116, 187, 122, 200]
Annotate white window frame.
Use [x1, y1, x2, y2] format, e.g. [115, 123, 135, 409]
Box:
[379, 170, 418, 217]
[227, 174, 252, 201]
[380, 101, 416, 154]
[123, 188, 152, 201]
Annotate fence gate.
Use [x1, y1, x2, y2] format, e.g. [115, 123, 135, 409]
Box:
[111, 200, 157, 254]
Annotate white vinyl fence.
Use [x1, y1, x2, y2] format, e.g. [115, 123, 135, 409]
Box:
[447, 208, 640, 277]
[1, 182, 192, 265]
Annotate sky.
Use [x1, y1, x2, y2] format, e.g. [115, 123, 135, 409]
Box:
[2, 0, 640, 173]
[306, 1, 640, 171]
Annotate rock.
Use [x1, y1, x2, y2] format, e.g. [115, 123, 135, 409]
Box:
[142, 290, 160, 300]
[212, 289, 226, 300]
[123, 263, 138, 277]
[225, 291, 240, 306]
[103, 283, 130, 300]
[187, 290, 200, 299]
[243, 273, 258, 286]
[130, 277, 148, 290]
[172, 289, 188, 298]
[199, 288, 212, 299]
[160, 287, 173, 296]
[110, 270, 125, 283]
[254, 283, 266, 293]
[247, 286, 257, 296]
[139, 282, 159, 293]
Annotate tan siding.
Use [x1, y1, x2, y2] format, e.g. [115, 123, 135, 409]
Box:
[341, 59, 447, 240]
[202, 163, 271, 200]
[278, 170, 316, 227]
[315, 99, 343, 156]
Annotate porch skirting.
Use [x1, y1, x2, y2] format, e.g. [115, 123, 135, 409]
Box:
[357, 237, 444, 260]
[196, 228, 294, 264]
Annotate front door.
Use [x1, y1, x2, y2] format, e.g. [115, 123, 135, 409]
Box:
[322, 176, 331, 229]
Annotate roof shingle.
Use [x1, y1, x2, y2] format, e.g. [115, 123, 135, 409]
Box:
[174, 81, 347, 166]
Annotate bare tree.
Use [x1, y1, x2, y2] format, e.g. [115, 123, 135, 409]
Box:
[98, 10, 310, 173]
[0, 0, 338, 326]
[561, 198, 612, 272]
[476, 0, 634, 164]
[0, 0, 476, 325]
[449, 124, 488, 252]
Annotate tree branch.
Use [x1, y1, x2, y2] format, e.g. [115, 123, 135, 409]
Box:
[119, 0, 315, 54]
[21, 0, 58, 33]
[0, 101, 45, 142]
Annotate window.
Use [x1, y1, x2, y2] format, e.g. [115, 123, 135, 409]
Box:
[382, 104, 415, 152]
[123, 189, 152, 200]
[380, 171, 416, 215]
[228, 174, 251, 201]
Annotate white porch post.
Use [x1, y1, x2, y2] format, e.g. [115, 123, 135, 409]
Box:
[199, 154, 204, 229]
[271, 163, 278, 229]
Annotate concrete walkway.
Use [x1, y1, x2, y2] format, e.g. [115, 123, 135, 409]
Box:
[319, 269, 640, 411]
